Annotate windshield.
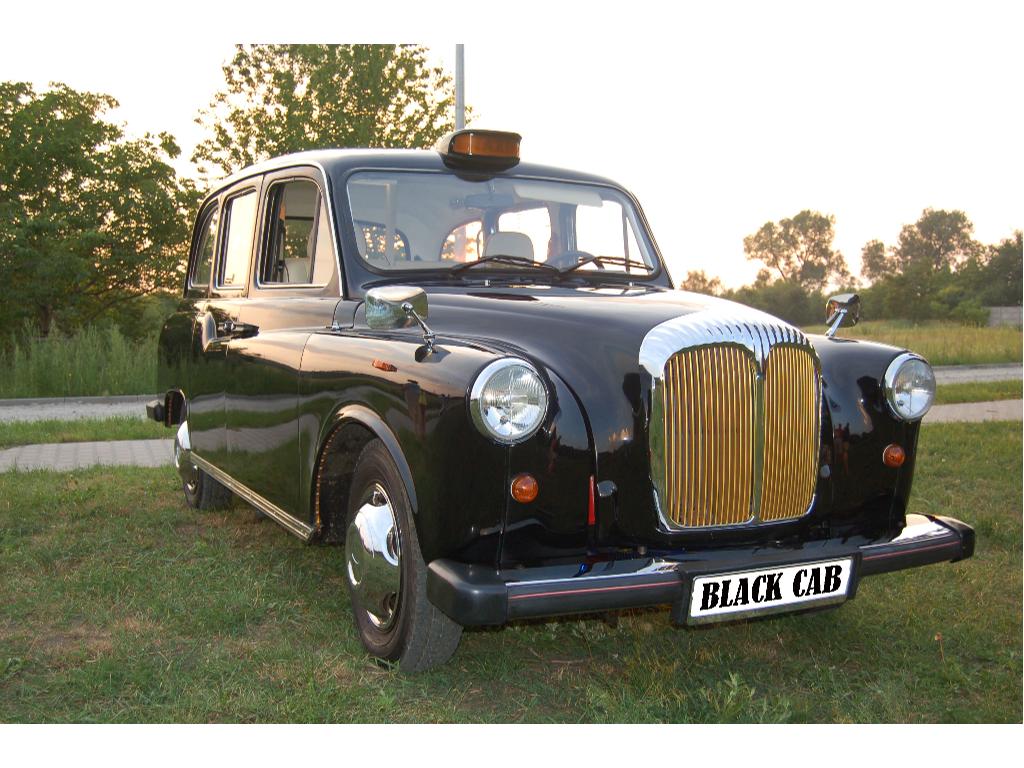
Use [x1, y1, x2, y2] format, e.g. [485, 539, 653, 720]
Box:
[346, 171, 658, 275]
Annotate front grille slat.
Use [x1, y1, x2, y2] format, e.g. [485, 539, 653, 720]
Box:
[658, 342, 818, 529]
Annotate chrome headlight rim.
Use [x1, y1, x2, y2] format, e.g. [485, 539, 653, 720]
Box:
[469, 357, 549, 445]
[883, 352, 936, 422]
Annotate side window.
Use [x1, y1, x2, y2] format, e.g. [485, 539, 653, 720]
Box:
[189, 206, 219, 291]
[261, 179, 337, 285]
[218, 191, 258, 288]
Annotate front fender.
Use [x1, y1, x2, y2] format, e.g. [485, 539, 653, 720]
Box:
[298, 329, 509, 564]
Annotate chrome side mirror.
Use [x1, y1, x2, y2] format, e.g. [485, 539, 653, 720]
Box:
[824, 293, 861, 338]
[365, 286, 435, 354]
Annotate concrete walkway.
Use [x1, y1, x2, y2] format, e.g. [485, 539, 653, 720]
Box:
[0, 394, 156, 423]
[0, 439, 172, 472]
[934, 363, 1022, 384]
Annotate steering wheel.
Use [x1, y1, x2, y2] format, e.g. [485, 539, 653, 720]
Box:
[547, 250, 602, 270]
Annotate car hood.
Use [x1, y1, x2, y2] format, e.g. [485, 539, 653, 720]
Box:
[414, 283, 786, 453]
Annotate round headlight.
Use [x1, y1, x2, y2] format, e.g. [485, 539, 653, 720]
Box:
[470, 358, 549, 444]
[883, 353, 936, 421]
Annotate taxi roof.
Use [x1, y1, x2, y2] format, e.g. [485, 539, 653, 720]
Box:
[205, 147, 628, 202]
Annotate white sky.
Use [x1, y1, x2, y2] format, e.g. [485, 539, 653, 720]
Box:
[2, 0, 1020, 289]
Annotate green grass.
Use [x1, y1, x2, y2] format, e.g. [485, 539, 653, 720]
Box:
[935, 380, 1022, 405]
[0, 422, 1019, 722]
[0, 326, 157, 398]
[0, 417, 168, 449]
[830, 320, 1022, 365]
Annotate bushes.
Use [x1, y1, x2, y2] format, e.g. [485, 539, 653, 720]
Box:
[0, 325, 157, 398]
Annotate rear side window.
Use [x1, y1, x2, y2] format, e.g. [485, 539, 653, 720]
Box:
[218, 191, 258, 288]
[261, 179, 336, 286]
[190, 206, 219, 290]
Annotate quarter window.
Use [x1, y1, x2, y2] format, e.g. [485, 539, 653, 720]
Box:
[261, 179, 336, 285]
[219, 191, 258, 288]
[190, 206, 219, 290]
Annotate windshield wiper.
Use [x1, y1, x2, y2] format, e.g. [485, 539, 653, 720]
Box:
[449, 255, 562, 276]
[558, 255, 655, 275]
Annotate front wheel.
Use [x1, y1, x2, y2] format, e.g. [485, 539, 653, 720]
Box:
[344, 439, 462, 672]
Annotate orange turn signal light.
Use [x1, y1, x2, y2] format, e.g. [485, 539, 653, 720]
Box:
[510, 473, 538, 503]
[883, 443, 906, 468]
[436, 129, 522, 170]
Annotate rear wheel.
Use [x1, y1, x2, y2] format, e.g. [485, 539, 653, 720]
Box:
[344, 439, 462, 672]
[174, 421, 232, 510]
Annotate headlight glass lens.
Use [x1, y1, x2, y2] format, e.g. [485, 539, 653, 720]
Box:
[471, 360, 548, 444]
[885, 355, 936, 421]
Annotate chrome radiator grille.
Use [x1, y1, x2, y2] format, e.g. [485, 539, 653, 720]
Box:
[642, 309, 821, 530]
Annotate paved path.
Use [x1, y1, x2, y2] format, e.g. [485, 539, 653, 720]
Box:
[0, 394, 156, 423]
[934, 363, 1021, 384]
[926, 399, 1023, 423]
[0, 439, 172, 472]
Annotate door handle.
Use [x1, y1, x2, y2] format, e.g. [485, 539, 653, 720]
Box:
[217, 319, 259, 339]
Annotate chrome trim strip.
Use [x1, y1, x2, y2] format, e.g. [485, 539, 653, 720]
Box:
[191, 453, 315, 541]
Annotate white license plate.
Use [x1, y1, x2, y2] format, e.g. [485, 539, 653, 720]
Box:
[688, 557, 854, 624]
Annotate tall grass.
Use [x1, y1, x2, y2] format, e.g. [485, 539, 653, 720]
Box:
[828, 320, 1022, 366]
[0, 326, 157, 398]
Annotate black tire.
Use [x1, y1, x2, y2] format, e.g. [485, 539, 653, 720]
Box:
[344, 439, 462, 672]
[182, 465, 233, 510]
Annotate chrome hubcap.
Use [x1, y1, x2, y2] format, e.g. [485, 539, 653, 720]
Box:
[345, 483, 402, 630]
[173, 421, 199, 493]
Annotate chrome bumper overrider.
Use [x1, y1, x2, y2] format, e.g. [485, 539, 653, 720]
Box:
[426, 513, 975, 626]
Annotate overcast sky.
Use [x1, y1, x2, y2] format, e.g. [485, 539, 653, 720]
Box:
[3, 1, 1020, 289]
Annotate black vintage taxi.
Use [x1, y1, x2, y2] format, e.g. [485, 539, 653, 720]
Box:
[150, 129, 974, 671]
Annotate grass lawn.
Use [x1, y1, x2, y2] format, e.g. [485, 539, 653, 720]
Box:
[829, 320, 1022, 366]
[0, 417, 168, 449]
[0, 422, 1019, 723]
[935, 379, 1023, 405]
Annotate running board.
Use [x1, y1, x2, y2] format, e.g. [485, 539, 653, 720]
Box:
[191, 454, 315, 542]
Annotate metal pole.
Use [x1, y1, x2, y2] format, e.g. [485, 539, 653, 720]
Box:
[455, 44, 465, 130]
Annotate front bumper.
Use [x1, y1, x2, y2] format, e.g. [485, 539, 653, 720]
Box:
[426, 513, 975, 626]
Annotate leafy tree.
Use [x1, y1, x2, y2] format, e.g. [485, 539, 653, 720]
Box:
[982, 231, 1022, 306]
[679, 270, 723, 296]
[194, 45, 459, 177]
[742, 210, 850, 293]
[0, 82, 198, 337]
[860, 239, 893, 283]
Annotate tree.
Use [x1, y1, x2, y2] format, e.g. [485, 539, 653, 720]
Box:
[0, 81, 197, 336]
[742, 210, 850, 293]
[193, 45, 459, 177]
[860, 238, 893, 283]
[679, 270, 723, 296]
[982, 231, 1022, 306]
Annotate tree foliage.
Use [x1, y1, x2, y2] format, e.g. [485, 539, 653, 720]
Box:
[193, 45, 459, 177]
[0, 82, 198, 337]
[679, 270, 723, 296]
[857, 209, 994, 322]
[742, 210, 850, 293]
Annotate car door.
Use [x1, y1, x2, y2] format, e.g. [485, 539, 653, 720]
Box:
[223, 167, 352, 519]
[189, 180, 262, 471]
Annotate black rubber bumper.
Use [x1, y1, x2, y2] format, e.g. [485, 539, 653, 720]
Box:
[145, 398, 165, 423]
[426, 513, 975, 627]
